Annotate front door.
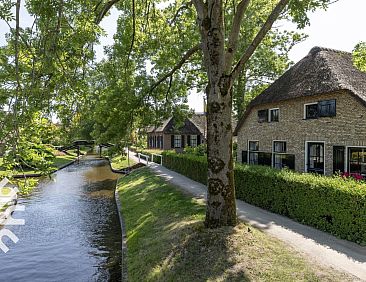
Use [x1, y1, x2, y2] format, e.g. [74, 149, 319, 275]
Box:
[333, 146, 345, 174]
[307, 142, 325, 174]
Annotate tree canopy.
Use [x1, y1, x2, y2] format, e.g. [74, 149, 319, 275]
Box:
[0, 0, 340, 225]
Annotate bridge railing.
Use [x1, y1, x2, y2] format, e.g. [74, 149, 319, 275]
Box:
[137, 153, 150, 164]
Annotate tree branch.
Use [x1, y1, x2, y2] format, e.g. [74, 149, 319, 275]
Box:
[125, 0, 135, 69]
[192, 0, 206, 18]
[150, 44, 201, 93]
[231, 0, 290, 80]
[95, 0, 120, 24]
[224, 0, 251, 72]
[169, 1, 193, 25]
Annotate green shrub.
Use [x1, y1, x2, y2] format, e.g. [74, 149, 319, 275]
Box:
[162, 151, 207, 185]
[162, 152, 366, 245]
[183, 144, 207, 156]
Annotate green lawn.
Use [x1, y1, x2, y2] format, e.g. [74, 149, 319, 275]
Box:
[53, 155, 76, 168]
[117, 168, 353, 281]
[110, 155, 136, 170]
[0, 155, 76, 177]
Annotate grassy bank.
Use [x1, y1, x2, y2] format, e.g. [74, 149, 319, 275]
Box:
[116, 168, 352, 281]
[110, 155, 137, 170]
[0, 155, 76, 177]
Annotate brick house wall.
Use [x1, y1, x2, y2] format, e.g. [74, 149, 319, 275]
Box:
[236, 90, 366, 175]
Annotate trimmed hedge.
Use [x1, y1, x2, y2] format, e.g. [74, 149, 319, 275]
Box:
[162, 151, 366, 245]
[162, 151, 207, 185]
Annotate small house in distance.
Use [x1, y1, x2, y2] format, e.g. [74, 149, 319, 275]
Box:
[147, 113, 206, 151]
[234, 47, 366, 176]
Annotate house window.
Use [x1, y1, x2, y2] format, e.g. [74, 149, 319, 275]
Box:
[258, 110, 268, 123]
[305, 103, 318, 119]
[272, 141, 294, 169]
[258, 152, 272, 166]
[348, 147, 366, 176]
[174, 135, 181, 148]
[307, 142, 325, 174]
[269, 108, 279, 122]
[273, 141, 286, 153]
[190, 135, 197, 147]
[248, 141, 259, 165]
[273, 154, 295, 169]
[318, 99, 336, 117]
[249, 141, 259, 151]
[305, 100, 336, 119]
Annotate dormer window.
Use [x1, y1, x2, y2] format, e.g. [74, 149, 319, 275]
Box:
[269, 108, 279, 122]
[318, 99, 336, 117]
[304, 100, 336, 119]
[305, 103, 318, 119]
[258, 109, 268, 123]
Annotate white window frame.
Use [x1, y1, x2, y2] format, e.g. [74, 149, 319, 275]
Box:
[304, 141, 326, 175]
[190, 135, 198, 147]
[174, 135, 181, 148]
[304, 102, 318, 120]
[272, 140, 287, 168]
[269, 108, 280, 122]
[248, 140, 259, 164]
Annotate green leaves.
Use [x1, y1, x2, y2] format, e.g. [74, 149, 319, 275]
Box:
[353, 42, 366, 72]
[0, 0, 14, 22]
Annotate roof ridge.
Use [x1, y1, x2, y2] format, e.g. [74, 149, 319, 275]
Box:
[309, 46, 350, 56]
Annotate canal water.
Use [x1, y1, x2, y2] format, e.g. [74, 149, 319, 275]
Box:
[0, 158, 122, 281]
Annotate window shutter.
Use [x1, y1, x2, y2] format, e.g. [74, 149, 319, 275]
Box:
[197, 135, 201, 145]
[258, 109, 268, 123]
[187, 135, 191, 146]
[242, 151, 248, 164]
[329, 100, 336, 116]
[171, 135, 174, 148]
[318, 99, 336, 117]
[181, 135, 185, 148]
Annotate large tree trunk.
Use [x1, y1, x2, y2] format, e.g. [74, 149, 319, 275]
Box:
[205, 78, 236, 227]
[192, 0, 290, 227]
[197, 1, 237, 228]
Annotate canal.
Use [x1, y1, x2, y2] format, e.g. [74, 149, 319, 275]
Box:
[0, 158, 122, 281]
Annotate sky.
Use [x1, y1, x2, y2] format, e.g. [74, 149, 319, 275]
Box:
[1, 0, 365, 112]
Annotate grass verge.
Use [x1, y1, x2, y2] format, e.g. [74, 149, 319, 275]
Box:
[0, 155, 76, 177]
[110, 155, 136, 170]
[52, 155, 76, 168]
[117, 167, 353, 281]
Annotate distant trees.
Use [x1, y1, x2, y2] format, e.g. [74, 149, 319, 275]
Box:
[353, 42, 366, 72]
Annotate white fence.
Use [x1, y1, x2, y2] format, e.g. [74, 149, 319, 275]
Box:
[137, 153, 163, 165]
[137, 153, 150, 164]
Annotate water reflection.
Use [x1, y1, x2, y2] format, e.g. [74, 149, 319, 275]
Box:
[0, 158, 122, 281]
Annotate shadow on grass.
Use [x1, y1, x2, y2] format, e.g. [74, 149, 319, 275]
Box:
[118, 169, 250, 281]
[118, 168, 354, 282]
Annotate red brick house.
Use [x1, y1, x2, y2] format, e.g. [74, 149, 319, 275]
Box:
[234, 47, 366, 176]
[147, 114, 206, 151]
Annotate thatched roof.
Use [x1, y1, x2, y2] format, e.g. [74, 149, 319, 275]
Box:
[147, 114, 207, 136]
[234, 47, 366, 135]
[189, 113, 207, 137]
[146, 118, 172, 133]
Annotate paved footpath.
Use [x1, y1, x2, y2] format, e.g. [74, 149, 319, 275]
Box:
[129, 153, 366, 280]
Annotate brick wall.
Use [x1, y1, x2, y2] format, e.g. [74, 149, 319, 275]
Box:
[236, 91, 366, 175]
